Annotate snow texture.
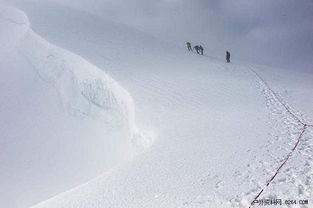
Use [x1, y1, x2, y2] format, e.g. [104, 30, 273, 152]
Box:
[0, 1, 312, 208]
[0, 5, 151, 208]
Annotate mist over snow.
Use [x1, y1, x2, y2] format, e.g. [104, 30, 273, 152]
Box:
[0, 1, 312, 208]
[4, 0, 312, 71]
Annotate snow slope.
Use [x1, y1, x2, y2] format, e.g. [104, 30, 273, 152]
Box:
[0, 5, 150, 208]
[1, 1, 312, 208]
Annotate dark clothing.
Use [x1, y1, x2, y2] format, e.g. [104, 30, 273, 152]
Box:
[194, 45, 200, 54]
[199, 45, 204, 55]
[186, 42, 192, 51]
[226, 51, 230, 63]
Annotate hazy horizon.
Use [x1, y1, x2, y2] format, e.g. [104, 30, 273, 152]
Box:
[3, 0, 312, 72]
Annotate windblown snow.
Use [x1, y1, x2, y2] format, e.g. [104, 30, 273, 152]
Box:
[0, 5, 150, 208]
[0, 1, 312, 208]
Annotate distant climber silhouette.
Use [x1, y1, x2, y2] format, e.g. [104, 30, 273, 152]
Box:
[226, 51, 230, 63]
[186, 42, 192, 51]
[194, 45, 200, 54]
[199, 45, 204, 55]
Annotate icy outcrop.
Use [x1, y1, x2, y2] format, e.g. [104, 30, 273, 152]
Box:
[19, 30, 152, 152]
[20, 30, 136, 130]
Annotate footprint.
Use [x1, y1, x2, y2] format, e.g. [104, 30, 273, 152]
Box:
[215, 181, 223, 189]
[298, 184, 305, 195]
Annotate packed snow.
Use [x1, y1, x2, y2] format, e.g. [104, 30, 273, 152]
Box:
[0, 1, 312, 208]
[0, 5, 151, 207]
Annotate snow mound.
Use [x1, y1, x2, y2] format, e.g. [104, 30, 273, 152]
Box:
[19, 30, 154, 153]
[21, 30, 135, 129]
[0, 5, 152, 208]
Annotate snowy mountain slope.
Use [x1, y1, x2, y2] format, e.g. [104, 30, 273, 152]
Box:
[247, 64, 313, 124]
[31, 61, 313, 208]
[11, 2, 312, 208]
[0, 5, 150, 208]
[0, 1, 312, 208]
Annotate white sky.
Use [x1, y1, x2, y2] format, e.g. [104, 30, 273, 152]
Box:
[109, 0, 313, 72]
[3, 0, 313, 71]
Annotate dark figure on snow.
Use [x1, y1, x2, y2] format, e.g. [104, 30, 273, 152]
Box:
[186, 42, 192, 51]
[199, 45, 204, 55]
[194, 45, 200, 54]
[226, 51, 230, 63]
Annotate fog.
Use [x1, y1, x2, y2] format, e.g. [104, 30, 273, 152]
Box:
[4, 0, 313, 70]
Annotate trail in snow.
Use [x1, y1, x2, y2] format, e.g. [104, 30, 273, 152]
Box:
[248, 67, 313, 207]
[1, 2, 312, 208]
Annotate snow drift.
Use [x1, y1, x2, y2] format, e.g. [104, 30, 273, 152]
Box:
[1, 2, 312, 208]
[0, 5, 150, 208]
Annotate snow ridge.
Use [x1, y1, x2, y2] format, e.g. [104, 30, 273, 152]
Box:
[20, 31, 135, 128]
[0, 5, 153, 207]
[14, 12, 152, 153]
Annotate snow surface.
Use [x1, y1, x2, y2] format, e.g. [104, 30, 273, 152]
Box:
[0, 5, 150, 208]
[0, 1, 312, 208]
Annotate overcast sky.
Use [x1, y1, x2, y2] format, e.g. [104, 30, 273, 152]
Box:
[108, 0, 313, 72]
[4, 0, 313, 71]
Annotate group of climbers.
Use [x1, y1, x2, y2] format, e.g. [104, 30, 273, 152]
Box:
[187, 42, 204, 55]
[186, 42, 231, 63]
